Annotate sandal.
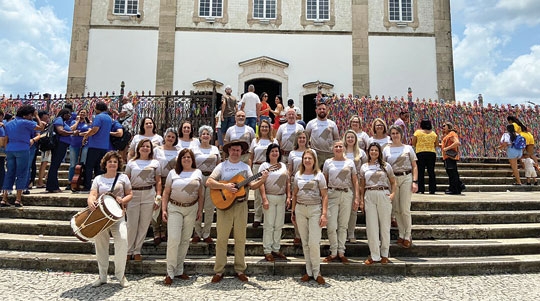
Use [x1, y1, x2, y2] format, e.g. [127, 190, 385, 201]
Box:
[14, 201, 23, 208]
[0, 201, 9, 207]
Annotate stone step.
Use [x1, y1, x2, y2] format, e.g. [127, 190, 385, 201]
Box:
[1, 218, 539, 240]
[1, 250, 540, 276]
[1, 233, 539, 258]
[3, 206, 540, 225]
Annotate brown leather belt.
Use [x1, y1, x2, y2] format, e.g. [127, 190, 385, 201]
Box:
[395, 170, 412, 176]
[169, 198, 197, 207]
[202, 171, 212, 176]
[329, 187, 349, 192]
[132, 185, 153, 191]
[366, 186, 389, 191]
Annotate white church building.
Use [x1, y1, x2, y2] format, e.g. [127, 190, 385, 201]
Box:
[67, 0, 455, 117]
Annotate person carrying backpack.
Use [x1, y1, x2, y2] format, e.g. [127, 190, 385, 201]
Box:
[499, 124, 524, 185]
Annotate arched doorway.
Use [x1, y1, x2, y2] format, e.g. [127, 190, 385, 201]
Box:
[303, 93, 317, 123]
[244, 78, 282, 119]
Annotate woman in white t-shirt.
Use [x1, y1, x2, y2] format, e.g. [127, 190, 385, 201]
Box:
[128, 117, 164, 160]
[125, 139, 162, 261]
[383, 125, 418, 249]
[359, 143, 396, 265]
[259, 143, 289, 261]
[153, 128, 181, 245]
[249, 119, 278, 228]
[162, 148, 203, 285]
[322, 140, 359, 264]
[369, 118, 391, 149]
[88, 151, 133, 288]
[178, 121, 200, 150]
[291, 149, 328, 285]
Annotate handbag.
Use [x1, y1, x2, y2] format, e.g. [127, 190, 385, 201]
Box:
[445, 149, 458, 160]
[39, 124, 58, 152]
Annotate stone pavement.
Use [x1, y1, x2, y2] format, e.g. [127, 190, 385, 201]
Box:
[1, 268, 540, 301]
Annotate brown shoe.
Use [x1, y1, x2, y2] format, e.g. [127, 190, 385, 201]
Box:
[191, 236, 201, 243]
[300, 274, 311, 282]
[396, 237, 404, 246]
[391, 218, 398, 228]
[175, 273, 189, 280]
[293, 237, 301, 246]
[236, 273, 248, 282]
[402, 239, 412, 248]
[272, 251, 287, 260]
[252, 221, 261, 228]
[315, 275, 326, 285]
[211, 274, 223, 283]
[164, 276, 173, 285]
[364, 257, 380, 265]
[126, 255, 132, 261]
[264, 253, 275, 262]
[381, 257, 389, 264]
[322, 255, 337, 263]
[153, 237, 162, 246]
[338, 255, 350, 265]
[133, 254, 143, 262]
[203, 237, 214, 244]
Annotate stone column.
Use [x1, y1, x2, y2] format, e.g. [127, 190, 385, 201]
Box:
[66, 0, 92, 96]
[433, 0, 455, 102]
[155, 0, 178, 94]
[351, 0, 370, 97]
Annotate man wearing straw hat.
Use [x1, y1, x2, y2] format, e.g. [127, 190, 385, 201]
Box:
[206, 140, 267, 283]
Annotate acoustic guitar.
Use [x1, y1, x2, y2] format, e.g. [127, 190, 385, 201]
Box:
[71, 146, 86, 192]
[210, 163, 281, 210]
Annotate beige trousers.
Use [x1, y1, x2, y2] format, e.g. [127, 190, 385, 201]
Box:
[296, 203, 322, 277]
[126, 189, 155, 255]
[166, 202, 197, 278]
[327, 189, 353, 255]
[364, 190, 392, 261]
[94, 219, 128, 282]
[393, 174, 413, 240]
[262, 194, 286, 254]
[214, 201, 248, 274]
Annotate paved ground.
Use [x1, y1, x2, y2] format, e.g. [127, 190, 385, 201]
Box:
[1, 269, 540, 300]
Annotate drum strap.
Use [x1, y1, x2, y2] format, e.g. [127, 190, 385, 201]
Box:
[110, 173, 120, 193]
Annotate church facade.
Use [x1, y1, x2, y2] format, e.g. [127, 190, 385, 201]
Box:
[67, 0, 454, 115]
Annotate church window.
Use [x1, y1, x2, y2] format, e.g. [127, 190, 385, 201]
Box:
[253, 0, 277, 19]
[199, 0, 223, 18]
[389, 0, 413, 22]
[306, 0, 329, 21]
[113, 0, 139, 15]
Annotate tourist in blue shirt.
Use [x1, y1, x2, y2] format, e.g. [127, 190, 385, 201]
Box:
[68, 109, 91, 185]
[0, 111, 6, 191]
[46, 109, 75, 193]
[82, 102, 113, 192]
[1, 105, 45, 207]
[110, 116, 125, 151]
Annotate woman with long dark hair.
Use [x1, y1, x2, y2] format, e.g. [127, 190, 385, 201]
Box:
[360, 142, 396, 265]
[499, 124, 523, 185]
[271, 95, 285, 136]
[128, 117, 163, 160]
[507, 116, 538, 169]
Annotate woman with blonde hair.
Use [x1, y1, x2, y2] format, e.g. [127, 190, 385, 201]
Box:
[249, 119, 278, 228]
[342, 129, 367, 243]
[291, 149, 328, 284]
[349, 115, 370, 151]
[288, 130, 316, 246]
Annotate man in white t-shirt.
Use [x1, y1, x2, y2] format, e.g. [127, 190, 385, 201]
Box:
[240, 84, 261, 131]
[206, 140, 267, 283]
[305, 102, 340, 168]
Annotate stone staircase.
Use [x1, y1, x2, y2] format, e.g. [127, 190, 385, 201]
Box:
[1, 160, 540, 277]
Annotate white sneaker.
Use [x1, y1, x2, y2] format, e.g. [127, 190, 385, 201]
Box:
[91, 278, 106, 287]
[119, 276, 130, 288]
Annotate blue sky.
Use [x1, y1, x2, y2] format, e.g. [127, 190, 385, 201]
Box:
[1, 0, 540, 105]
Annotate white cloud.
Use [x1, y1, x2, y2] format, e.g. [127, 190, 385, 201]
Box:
[0, 0, 70, 96]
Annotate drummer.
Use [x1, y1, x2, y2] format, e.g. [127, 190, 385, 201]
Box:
[87, 151, 133, 288]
